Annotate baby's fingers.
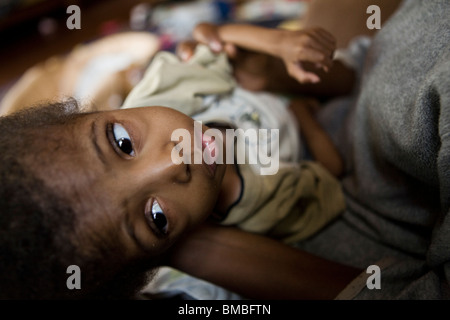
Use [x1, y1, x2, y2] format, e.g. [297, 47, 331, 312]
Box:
[311, 28, 336, 50]
[176, 40, 198, 61]
[287, 61, 321, 84]
[300, 28, 336, 65]
[193, 23, 223, 53]
[295, 46, 333, 71]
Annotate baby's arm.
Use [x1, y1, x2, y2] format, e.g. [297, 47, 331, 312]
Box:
[179, 23, 356, 97]
[289, 98, 344, 177]
[192, 23, 335, 84]
[166, 223, 361, 299]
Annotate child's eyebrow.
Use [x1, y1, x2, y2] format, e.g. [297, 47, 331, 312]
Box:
[90, 119, 107, 166]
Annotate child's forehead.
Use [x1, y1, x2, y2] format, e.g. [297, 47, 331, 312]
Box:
[30, 118, 102, 187]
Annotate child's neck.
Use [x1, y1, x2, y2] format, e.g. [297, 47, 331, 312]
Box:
[209, 125, 242, 216]
[214, 163, 242, 215]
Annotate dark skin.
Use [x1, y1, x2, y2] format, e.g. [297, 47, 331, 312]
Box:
[177, 24, 347, 177]
[290, 98, 344, 177]
[177, 23, 356, 97]
[223, 47, 355, 98]
[162, 24, 361, 299]
[166, 223, 362, 300]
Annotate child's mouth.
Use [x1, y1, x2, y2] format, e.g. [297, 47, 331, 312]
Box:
[202, 134, 217, 177]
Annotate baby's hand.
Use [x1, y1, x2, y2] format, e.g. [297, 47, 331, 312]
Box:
[192, 23, 238, 58]
[279, 28, 336, 84]
[176, 23, 237, 61]
[175, 40, 198, 61]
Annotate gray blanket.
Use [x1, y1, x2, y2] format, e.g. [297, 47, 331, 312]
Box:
[296, 0, 450, 299]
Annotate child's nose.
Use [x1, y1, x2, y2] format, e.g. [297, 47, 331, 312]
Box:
[160, 142, 191, 184]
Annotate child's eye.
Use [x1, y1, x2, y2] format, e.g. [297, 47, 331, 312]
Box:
[151, 200, 168, 235]
[112, 123, 135, 156]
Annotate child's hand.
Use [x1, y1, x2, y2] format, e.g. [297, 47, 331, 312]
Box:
[279, 28, 336, 84]
[179, 23, 336, 86]
[192, 23, 238, 58]
[176, 40, 198, 61]
[176, 23, 237, 61]
[176, 39, 272, 92]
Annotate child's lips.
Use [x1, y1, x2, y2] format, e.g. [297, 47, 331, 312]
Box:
[202, 134, 217, 177]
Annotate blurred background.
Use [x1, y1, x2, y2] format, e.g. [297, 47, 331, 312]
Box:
[0, 0, 309, 108]
[1, 0, 400, 115]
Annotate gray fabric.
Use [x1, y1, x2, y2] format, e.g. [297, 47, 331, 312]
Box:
[295, 0, 450, 299]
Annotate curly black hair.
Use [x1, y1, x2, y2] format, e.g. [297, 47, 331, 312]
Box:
[0, 100, 157, 299]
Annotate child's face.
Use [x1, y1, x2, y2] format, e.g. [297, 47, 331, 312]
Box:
[55, 106, 226, 260]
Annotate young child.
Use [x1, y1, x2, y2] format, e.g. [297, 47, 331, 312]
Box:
[0, 24, 354, 299]
[123, 23, 354, 299]
[0, 101, 232, 299]
[121, 45, 347, 244]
